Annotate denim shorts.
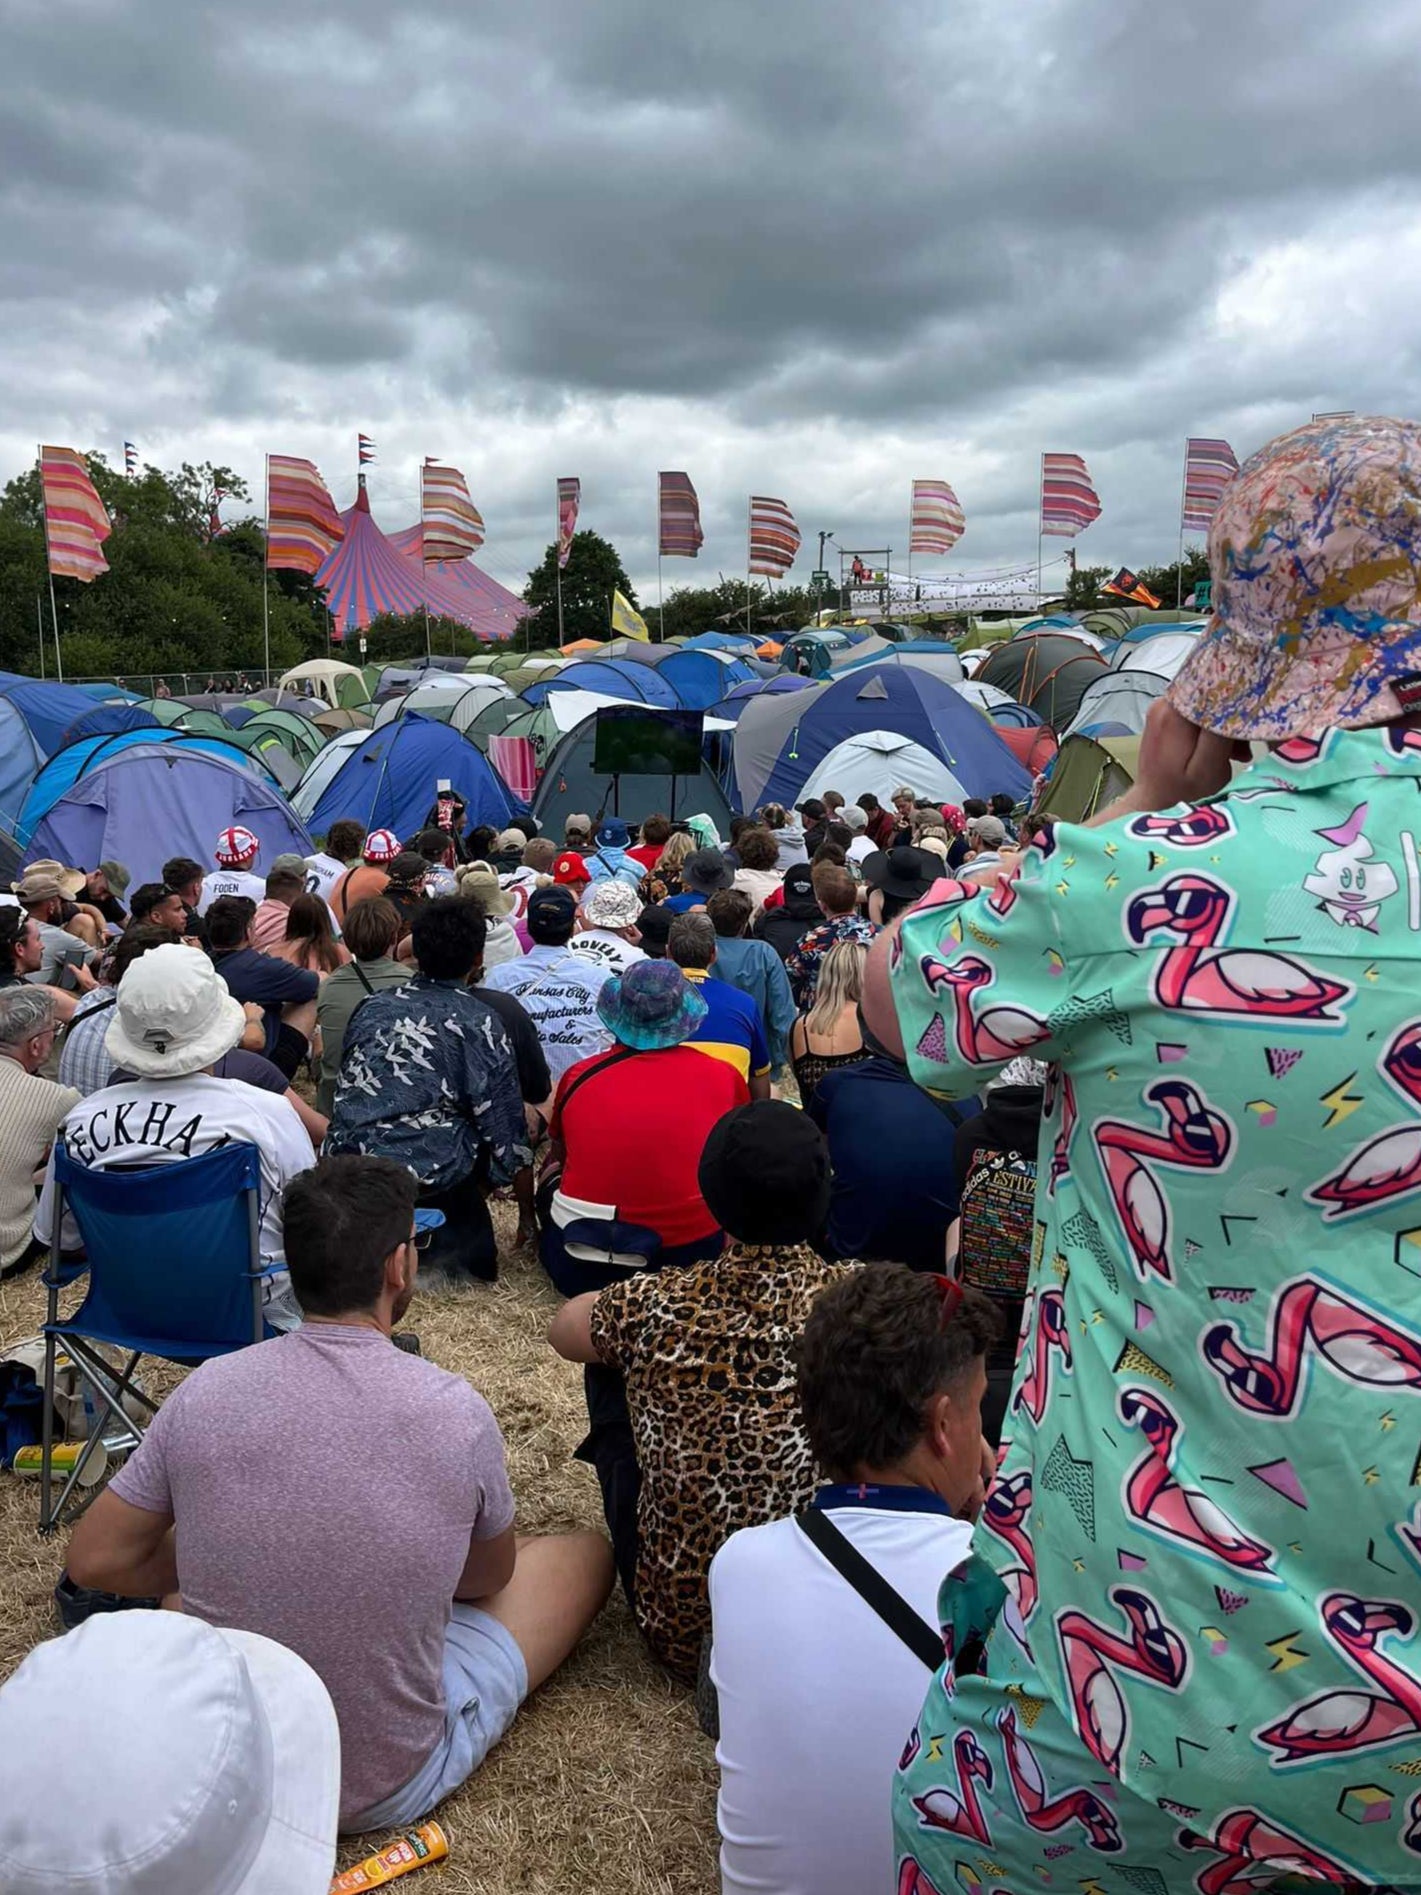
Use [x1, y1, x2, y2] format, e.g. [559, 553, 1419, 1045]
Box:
[341, 1605, 528, 1834]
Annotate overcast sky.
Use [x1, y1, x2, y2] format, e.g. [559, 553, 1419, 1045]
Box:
[4, 0, 1420, 604]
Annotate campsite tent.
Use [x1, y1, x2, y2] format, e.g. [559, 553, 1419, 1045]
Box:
[655, 649, 757, 709]
[711, 675, 815, 724]
[0, 673, 105, 760]
[371, 674, 514, 734]
[976, 634, 1110, 731]
[17, 728, 282, 845]
[1111, 630, 1201, 680]
[524, 660, 679, 708]
[733, 663, 1031, 813]
[841, 642, 966, 685]
[1032, 734, 1140, 824]
[531, 714, 734, 840]
[1064, 672, 1170, 740]
[58, 703, 164, 747]
[277, 659, 370, 710]
[298, 715, 523, 839]
[0, 700, 45, 834]
[796, 734, 980, 809]
[24, 744, 313, 888]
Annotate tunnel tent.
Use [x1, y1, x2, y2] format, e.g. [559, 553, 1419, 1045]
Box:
[24, 743, 314, 889]
[531, 711, 734, 841]
[1032, 734, 1140, 825]
[371, 674, 515, 735]
[297, 714, 525, 839]
[734, 661, 1032, 813]
[976, 633, 1110, 731]
[1064, 671, 1170, 740]
[236, 708, 326, 766]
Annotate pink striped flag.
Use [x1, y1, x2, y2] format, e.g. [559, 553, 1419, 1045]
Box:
[909, 479, 965, 556]
[358, 433, 377, 465]
[123, 441, 138, 477]
[557, 476, 580, 570]
[1182, 437, 1240, 534]
[1041, 453, 1101, 538]
[266, 455, 344, 573]
[659, 471, 703, 557]
[40, 447, 112, 582]
[748, 495, 800, 577]
[422, 460, 485, 561]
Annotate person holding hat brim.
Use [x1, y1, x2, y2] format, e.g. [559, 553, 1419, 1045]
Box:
[572, 879, 647, 978]
[35, 942, 314, 1326]
[0, 1611, 341, 1893]
[549, 1099, 851, 1684]
[870, 416, 1421, 1894]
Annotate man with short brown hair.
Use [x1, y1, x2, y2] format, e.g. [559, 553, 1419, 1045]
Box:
[784, 862, 876, 1009]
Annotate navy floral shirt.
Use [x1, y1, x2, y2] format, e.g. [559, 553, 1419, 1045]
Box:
[785, 913, 877, 1009]
[326, 976, 530, 1190]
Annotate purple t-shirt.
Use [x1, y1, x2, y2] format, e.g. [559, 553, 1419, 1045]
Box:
[111, 1323, 516, 1821]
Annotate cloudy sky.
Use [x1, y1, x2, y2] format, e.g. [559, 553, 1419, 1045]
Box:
[4, 0, 1419, 604]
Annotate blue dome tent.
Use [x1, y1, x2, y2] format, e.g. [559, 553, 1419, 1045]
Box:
[734, 662, 1032, 813]
[655, 649, 756, 709]
[524, 660, 679, 708]
[59, 703, 166, 746]
[710, 675, 815, 725]
[298, 714, 524, 839]
[18, 729, 283, 846]
[0, 699, 45, 836]
[0, 673, 105, 760]
[25, 745, 314, 890]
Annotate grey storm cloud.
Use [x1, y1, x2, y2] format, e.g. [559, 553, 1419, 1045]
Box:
[4, 0, 1421, 589]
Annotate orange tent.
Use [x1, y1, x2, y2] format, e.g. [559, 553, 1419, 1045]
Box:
[756, 640, 783, 659]
[559, 637, 602, 656]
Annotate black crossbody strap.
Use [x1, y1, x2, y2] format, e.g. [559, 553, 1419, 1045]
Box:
[795, 1508, 944, 1670]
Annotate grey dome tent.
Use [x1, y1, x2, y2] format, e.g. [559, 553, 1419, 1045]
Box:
[531, 710, 734, 839]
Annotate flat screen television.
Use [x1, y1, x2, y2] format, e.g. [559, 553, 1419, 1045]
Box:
[592, 706, 705, 777]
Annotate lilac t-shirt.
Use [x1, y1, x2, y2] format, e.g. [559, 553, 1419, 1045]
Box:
[111, 1324, 516, 1821]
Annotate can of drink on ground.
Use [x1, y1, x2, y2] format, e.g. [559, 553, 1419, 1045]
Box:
[11, 1441, 108, 1486]
[329, 1822, 449, 1892]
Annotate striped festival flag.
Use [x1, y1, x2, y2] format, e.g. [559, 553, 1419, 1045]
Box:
[266, 455, 345, 573]
[40, 446, 112, 582]
[1040, 453, 1102, 538]
[658, 471, 703, 557]
[421, 460, 485, 561]
[123, 441, 138, 477]
[1181, 437, 1240, 534]
[358, 433, 377, 465]
[909, 478, 965, 556]
[748, 495, 801, 577]
[557, 477, 580, 571]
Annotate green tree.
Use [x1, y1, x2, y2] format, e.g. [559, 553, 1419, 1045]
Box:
[1134, 547, 1210, 610]
[522, 531, 636, 646]
[1064, 563, 1110, 611]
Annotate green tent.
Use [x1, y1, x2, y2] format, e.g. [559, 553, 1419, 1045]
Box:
[240, 709, 325, 767]
[1033, 734, 1140, 824]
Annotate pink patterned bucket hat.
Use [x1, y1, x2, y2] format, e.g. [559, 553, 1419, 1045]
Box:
[1169, 415, 1421, 741]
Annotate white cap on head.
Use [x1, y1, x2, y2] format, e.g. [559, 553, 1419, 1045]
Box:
[0, 1612, 340, 1894]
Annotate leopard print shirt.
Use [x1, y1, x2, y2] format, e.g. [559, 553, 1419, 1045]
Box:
[589, 1243, 855, 1682]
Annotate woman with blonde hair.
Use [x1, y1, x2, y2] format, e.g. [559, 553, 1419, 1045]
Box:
[788, 938, 871, 1109]
[643, 828, 697, 902]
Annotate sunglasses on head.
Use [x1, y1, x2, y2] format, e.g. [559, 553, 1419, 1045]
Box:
[930, 1274, 964, 1328]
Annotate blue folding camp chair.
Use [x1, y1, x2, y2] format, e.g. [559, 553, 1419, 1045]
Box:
[39, 1140, 273, 1533]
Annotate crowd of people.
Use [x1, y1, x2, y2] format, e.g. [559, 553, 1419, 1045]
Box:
[0, 418, 1416, 1895]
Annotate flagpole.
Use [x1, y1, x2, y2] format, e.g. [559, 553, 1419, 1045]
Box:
[657, 477, 665, 644]
[906, 484, 913, 609]
[746, 498, 753, 636]
[1176, 441, 1189, 612]
[262, 454, 271, 688]
[555, 488, 566, 647]
[38, 447, 66, 681]
[36, 593, 45, 680]
[1037, 454, 1044, 610]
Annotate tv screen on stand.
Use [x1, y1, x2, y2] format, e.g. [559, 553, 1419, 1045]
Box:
[592, 707, 705, 777]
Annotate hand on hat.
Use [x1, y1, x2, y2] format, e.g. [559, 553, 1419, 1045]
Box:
[1093, 701, 1248, 825]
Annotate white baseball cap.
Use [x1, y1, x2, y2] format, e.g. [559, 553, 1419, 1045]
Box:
[105, 942, 247, 1078]
[0, 1612, 340, 1893]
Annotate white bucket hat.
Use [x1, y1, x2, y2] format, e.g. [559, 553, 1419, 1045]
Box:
[105, 942, 247, 1078]
[581, 878, 642, 931]
[0, 1612, 340, 1893]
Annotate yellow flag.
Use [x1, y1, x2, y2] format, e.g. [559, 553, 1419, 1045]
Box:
[611, 589, 650, 642]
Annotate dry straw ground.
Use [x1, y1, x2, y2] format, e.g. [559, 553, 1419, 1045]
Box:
[0, 1202, 720, 1894]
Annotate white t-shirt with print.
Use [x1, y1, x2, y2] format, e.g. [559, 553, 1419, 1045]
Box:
[197, 869, 266, 915]
[570, 929, 646, 978]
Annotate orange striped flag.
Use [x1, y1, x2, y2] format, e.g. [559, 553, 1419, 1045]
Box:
[266, 455, 344, 573]
[40, 446, 112, 582]
[422, 461, 485, 561]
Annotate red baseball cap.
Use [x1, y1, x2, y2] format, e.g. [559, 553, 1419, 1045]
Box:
[553, 851, 589, 886]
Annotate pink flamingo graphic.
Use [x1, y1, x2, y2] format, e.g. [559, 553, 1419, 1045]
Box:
[981, 1469, 1038, 1626]
[1054, 1586, 1190, 1776]
[1093, 1078, 1234, 1281]
[1125, 874, 1352, 1023]
[1204, 1275, 1421, 1418]
[1178, 1806, 1356, 1894]
[1275, 736, 1328, 767]
[896, 1861, 946, 1895]
[987, 860, 1022, 917]
[1257, 1593, 1421, 1763]
[995, 1704, 1122, 1853]
[1118, 1387, 1274, 1574]
[1307, 1018, 1421, 1220]
[1011, 1289, 1071, 1425]
[1127, 804, 1234, 848]
[910, 1731, 995, 1844]
[920, 954, 1052, 1066]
